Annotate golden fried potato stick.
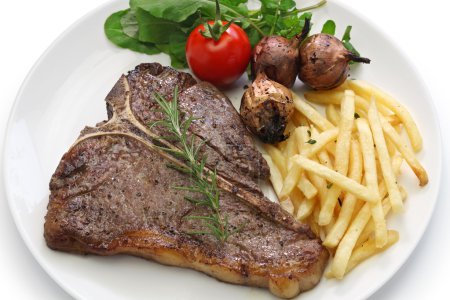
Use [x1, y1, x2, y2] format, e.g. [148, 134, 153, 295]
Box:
[368, 100, 403, 213]
[331, 202, 372, 278]
[380, 115, 428, 186]
[292, 156, 379, 203]
[279, 128, 339, 199]
[293, 93, 334, 131]
[262, 154, 284, 199]
[323, 139, 362, 248]
[320, 90, 355, 225]
[345, 230, 399, 275]
[263, 144, 287, 178]
[356, 118, 387, 248]
[348, 80, 423, 152]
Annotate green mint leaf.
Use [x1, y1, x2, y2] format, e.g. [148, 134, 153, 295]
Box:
[321, 20, 336, 35]
[306, 139, 317, 144]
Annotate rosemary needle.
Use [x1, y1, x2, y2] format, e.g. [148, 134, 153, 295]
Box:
[149, 87, 237, 242]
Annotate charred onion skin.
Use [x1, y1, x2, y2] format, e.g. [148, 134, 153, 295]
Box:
[240, 72, 294, 144]
[251, 18, 311, 88]
[251, 36, 300, 88]
[298, 33, 371, 90]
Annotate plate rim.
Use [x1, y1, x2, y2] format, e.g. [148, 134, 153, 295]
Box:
[2, 0, 443, 299]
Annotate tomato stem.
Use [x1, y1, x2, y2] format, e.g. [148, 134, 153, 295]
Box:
[200, 0, 234, 41]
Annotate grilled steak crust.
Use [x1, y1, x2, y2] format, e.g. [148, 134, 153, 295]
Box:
[44, 63, 328, 298]
[125, 63, 270, 182]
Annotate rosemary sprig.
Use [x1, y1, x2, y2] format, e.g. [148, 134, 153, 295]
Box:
[149, 87, 236, 242]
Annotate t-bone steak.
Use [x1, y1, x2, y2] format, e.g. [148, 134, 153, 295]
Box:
[44, 63, 328, 298]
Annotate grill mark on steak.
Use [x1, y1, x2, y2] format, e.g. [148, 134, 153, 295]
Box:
[44, 63, 329, 298]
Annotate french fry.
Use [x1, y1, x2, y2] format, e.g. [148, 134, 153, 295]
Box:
[308, 168, 328, 207]
[320, 90, 355, 225]
[303, 128, 339, 157]
[292, 155, 379, 203]
[317, 150, 334, 170]
[380, 115, 428, 186]
[354, 109, 367, 120]
[348, 80, 423, 152]
[384, 114, 402, 126]
[305, 90, 393, 116]
[357, 184, 407, 248]
[331, 203, 372, 278]
[298, 175, 318, 199]
[292, 110, 310, 127]
[262, 154, 284, 198]
[295, 126, 311, 155]
[293, 93, 334, 131]
[289, 187, 304, 211]
[345, 230, 399, 275]
[280, 198, 295, 214]
[311, 127, 334, 170]
[278, 164, 302, 200]
[285, 121, 296, 136]
[283, 129, 298, 162]
[326, 104, 341, 126]
[368, 100, 403, 213]
[323, 139, 362, 248]
[279, 128, 338, 198]
[272, 81, 427, 279]
[297, 195, 317, 221]
[356, 118, 387, 248]
[325, 142, 336, 157]
[263, 144, 288, 178]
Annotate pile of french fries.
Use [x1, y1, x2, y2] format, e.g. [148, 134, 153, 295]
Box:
[262, 80, 428, 279]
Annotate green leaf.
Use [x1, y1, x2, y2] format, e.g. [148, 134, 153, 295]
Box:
[104, 9, 161, 55]
[341, 25, 361, 59]
[131, 0, 245, 23]
[321, 20, 336, 35]
[279, 0, 296, 11]
[342, 25, 352, 42]
[120, 10, 139, 38]
[136, 8, 184, 44]
[245, 27, 262, 47]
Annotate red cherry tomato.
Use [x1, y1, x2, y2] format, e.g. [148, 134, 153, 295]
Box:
[186, 21, 251, 87]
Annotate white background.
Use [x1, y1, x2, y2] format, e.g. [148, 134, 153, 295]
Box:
[1, 0, 449, 299]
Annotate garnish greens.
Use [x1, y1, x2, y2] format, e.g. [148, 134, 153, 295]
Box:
[321, 20, 362, 60]
[150, 88, 237, 242]
[105, 0, 328, 68]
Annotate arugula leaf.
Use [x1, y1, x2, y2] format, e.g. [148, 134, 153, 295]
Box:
[131, 0, 246, 23]
[135, 8, 184, 44]
[341, 25, 361, 57]
[105, 0, 363, 70]
[120, 10, 139, 39]
[104, 9, 161, 55]
[342, 25, 352, 42]
[321, 20, 336, 35]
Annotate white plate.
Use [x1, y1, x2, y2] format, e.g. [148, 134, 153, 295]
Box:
[3, 0, 442, 299]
